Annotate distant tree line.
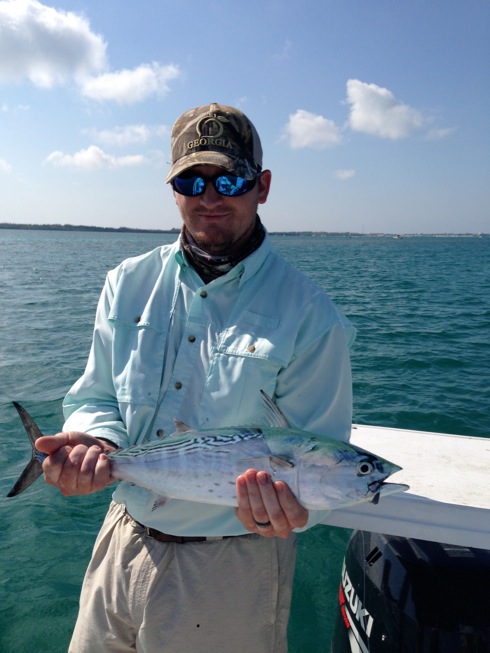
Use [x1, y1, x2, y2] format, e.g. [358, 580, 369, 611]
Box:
[0, 223, 353, 236]
[0, 222, 179, 234]
[0, 223, 486, 237]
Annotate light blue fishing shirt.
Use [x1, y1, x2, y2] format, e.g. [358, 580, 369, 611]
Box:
[63, 233, 355, 536]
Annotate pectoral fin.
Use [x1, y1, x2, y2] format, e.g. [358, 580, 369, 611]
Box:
[239, 455, 295, 470]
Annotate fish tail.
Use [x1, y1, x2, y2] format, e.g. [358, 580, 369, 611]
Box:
[7, 402, 47, 498]
[7, 457, 44, 497]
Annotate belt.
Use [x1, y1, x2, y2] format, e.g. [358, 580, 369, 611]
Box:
[126, 508, 237, 544]
[130, 511, 232, 543]
[144, 527, 228, 544]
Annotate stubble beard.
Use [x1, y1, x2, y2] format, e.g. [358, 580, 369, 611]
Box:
[186, 217, 257, 256]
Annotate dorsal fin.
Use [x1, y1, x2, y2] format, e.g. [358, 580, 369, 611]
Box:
[260, 390, 290, 428]
[172, 418, 192, 434]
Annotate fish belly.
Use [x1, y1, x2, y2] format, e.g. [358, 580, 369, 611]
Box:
[110, 436, 279, 506]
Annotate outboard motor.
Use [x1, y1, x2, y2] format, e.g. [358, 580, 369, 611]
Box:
[331, 531, 490, 652]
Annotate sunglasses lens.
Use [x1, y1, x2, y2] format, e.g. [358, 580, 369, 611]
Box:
[172, 173, 257, 197]
[215, 175, 250, 196]
[172, 175, 205, 196]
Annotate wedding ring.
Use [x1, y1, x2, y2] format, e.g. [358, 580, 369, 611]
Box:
[254, 519, 272, 528]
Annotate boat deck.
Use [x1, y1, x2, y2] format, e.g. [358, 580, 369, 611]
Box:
[321, 425, 490, 549]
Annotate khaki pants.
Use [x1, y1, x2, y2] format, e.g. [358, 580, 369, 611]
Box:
[69, 502, 297, 653]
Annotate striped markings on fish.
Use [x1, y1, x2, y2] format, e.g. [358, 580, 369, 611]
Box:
[7, 392, 409, 509]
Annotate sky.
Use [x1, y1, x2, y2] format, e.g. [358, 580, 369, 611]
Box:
[0, 0, 489, 234]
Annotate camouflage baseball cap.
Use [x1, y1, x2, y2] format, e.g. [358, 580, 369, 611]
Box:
[165, 103, 263, 183]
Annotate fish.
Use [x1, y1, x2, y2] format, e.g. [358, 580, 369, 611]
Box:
[7, 393, 409, 509]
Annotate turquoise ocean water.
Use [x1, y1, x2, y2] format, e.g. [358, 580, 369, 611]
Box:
[0, 230, 489, 652]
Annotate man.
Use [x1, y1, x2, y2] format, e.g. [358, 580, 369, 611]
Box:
[36, 103, 354, 652]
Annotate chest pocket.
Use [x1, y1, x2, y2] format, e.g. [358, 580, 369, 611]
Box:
[219, 311, 290, 360]
[203, 311, 295, 424]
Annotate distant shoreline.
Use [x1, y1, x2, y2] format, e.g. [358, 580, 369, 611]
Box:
[0, 222, 176, 234]
[0, 222, 487, 238]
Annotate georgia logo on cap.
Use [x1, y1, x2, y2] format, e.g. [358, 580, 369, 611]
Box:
[186, 112, 233, 151]
[197, 113, 230, 138]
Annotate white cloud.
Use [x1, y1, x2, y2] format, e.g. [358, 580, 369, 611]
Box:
[425, 127, 456, 140]
[0, 158, 12, 173]
[0, 2, 180, 104]
[0, 0, 106, 87]
[334, 169, 356, 181]
[85, 124, 168, 147]
[346, 79, 424, 140]
[283, 109, 342, 149]
[80, 63, 180, 104]
[44, 145, 146, 170]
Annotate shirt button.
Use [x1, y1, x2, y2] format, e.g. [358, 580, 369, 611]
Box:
[175, 382, 183, 390]
[156, 429, 164, 438]
[188, 335, 196, 343]
[200, 290, 208, 298]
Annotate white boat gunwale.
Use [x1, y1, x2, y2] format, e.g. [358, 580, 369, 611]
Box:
[320, 424, 490, 549]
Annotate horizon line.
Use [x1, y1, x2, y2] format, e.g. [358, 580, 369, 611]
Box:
[0, 222, 487, 237]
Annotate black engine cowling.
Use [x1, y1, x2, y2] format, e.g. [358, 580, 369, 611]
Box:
[331, 530, 490, 652]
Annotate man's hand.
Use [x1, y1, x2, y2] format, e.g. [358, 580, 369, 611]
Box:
[35, 432, 116, 496]
[235, 469, 308, 538]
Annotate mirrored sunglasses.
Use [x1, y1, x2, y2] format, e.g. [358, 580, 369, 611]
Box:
[172, 171, 258, 197]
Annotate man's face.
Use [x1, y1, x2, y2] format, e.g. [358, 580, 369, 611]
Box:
[173, 165, 271, 254]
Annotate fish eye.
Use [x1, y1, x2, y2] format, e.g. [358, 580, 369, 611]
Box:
[356, 460, 375, 476]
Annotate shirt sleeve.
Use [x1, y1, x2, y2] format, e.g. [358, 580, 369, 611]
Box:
[62, 271, 130, 449]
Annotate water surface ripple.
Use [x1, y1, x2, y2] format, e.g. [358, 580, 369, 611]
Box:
[1, 231, 488, 652]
